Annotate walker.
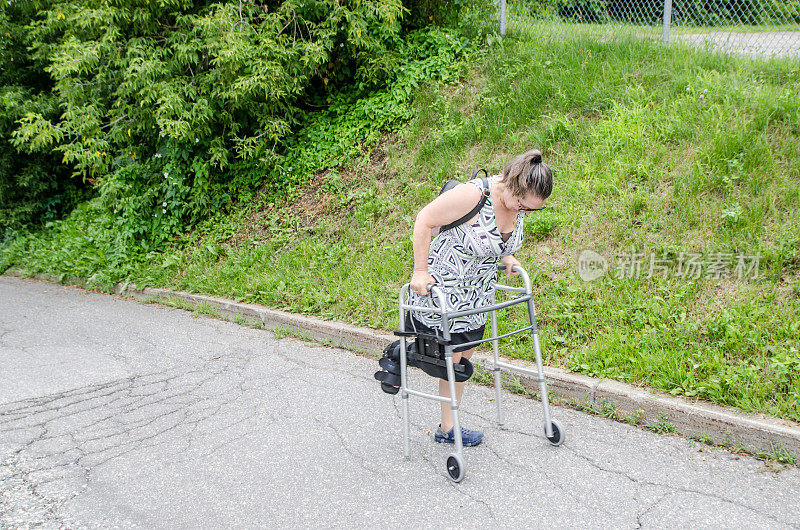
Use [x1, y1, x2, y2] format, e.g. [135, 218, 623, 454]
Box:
[395, 263, 565, 483]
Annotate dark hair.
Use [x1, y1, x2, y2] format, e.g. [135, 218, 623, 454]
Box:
[500, 149, 553, 200]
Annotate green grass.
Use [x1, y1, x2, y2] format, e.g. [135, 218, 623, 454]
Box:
[142, 296, 222, 320]
[4, 35, 800, 423]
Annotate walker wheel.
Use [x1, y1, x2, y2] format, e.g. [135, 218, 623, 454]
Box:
[545, 418, 565, 447]
[446, 453, 465, 483]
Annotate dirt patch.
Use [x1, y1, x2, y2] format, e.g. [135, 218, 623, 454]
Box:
[777, 270, 800, 299]
[224, 134, 400, 249]
[441, 67, 486, 116]
[461, 75, 487, 115]
[525, 236, 572, 275]
[464, 143, 495, 174]
[685, 278, 786, 322]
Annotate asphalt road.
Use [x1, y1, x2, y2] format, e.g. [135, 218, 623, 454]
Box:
[1, 275, 799, 528]
[676, 31, 800, 59]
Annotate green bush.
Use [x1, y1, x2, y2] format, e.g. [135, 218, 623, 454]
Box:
[0, 0, 90, 239]
[1, 0, 494, 251]
[516, 0, 611, 22]
[1, 0, 465, 253]
[0, 14, 476, 278]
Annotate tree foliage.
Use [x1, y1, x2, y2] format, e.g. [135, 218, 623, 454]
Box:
[1, 0, 419, 240]
[1, 0, 486, 257]
[12, 0, 411, 169]
[1, 0, 88, 241]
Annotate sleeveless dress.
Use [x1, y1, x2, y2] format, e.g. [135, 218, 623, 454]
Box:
[408, 175, 525, 333]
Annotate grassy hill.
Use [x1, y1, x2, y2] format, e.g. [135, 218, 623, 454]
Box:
[6, 35, 800, 422]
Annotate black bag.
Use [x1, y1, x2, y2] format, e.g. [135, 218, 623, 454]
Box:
[374, 336, 474, 395]
[438, 168, 490, 232]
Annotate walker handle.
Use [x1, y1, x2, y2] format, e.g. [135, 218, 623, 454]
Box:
[411, 283, 436, 297]
[497, 263, 532, 294]
[497, 264, 521, 273]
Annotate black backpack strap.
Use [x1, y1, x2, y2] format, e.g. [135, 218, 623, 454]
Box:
[440, 170, 490, 232]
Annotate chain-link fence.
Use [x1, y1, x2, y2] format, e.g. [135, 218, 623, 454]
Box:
[501, 0, 800, 58]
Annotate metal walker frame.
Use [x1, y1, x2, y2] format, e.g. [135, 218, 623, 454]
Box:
[396, 263, 564, 483]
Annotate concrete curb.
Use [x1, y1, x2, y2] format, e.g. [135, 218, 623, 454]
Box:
[5, 269, 800, 459]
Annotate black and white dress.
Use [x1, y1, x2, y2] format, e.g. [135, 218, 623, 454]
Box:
[409, 175, 524, 334]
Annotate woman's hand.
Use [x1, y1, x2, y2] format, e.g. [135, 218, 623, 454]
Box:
[411, 270, 436, 296]
[501, 255, 522, 276]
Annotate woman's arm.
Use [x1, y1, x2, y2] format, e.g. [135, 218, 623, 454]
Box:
[410, 183, 483, 295]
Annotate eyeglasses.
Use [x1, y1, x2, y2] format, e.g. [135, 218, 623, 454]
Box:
[517, 198, 546, 212]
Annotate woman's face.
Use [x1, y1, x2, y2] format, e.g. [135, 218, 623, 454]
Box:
[503, 189, 547, 214]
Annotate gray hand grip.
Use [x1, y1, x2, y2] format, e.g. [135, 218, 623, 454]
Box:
[497, 263, 521, 273]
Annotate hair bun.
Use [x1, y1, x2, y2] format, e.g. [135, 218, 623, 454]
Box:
[530, 150, 542, 164]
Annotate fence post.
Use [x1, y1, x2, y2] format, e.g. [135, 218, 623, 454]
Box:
[662, 0, 673, 45]
[500, 0, 507, 37]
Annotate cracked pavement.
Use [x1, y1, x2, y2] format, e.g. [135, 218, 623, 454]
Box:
[1, 275, 799, 528]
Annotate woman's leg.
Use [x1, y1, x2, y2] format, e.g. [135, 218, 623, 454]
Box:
[439, 347, 475, 431]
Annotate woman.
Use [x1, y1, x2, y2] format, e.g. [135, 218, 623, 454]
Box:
[407, 149, 554, 447]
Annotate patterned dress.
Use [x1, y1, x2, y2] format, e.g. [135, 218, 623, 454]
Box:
[409, 175, 525, 333]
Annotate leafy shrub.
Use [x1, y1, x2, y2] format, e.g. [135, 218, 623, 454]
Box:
[0, 0, 90, 239]
[3, 0, 415, 244]
[517, 0, 611, 22]
[0, 14, 476, 278]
